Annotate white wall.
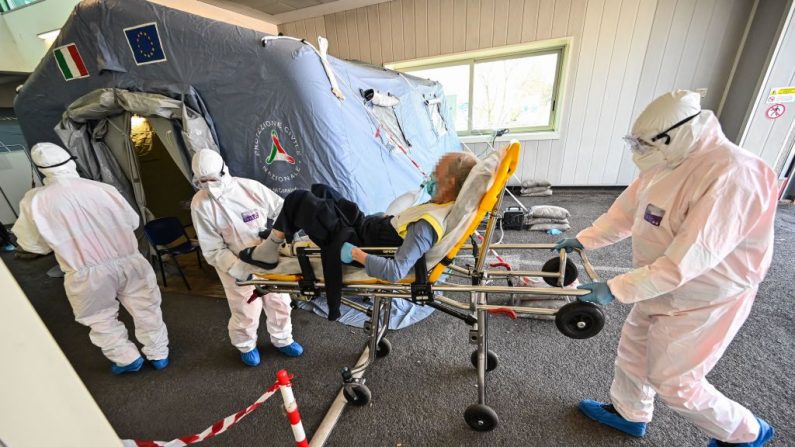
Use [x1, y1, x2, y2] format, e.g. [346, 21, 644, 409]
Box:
[0, 0, 80, 73]
[0, 261, 123, 447]
[739, 2, 795, 172]
[279, 0, 754, 186]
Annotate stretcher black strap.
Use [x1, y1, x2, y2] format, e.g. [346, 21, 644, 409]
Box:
[410, 255, 433, 303]
[296, 247, 319, 297]
[439, 256, 453, 266]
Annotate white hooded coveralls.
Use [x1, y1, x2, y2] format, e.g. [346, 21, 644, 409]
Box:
[12, 143, 169, 366]
[578, 95, 777, 443]
[189, 150, 293, 353]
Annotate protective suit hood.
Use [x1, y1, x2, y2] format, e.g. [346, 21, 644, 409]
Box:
[629, 90, 705, 171]
[191, 149, 232, 199]
[31, 143, 79, 184]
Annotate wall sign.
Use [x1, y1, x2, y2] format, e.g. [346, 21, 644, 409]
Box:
[765, 104, 786, 120]
[767, 87, 795, 103]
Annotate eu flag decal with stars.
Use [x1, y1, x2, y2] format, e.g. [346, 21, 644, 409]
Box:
[124, 22, 166, 65]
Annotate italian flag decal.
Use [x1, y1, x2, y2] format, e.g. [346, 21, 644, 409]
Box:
[53, 43, 89, 81]
[266, 129, 296, 165]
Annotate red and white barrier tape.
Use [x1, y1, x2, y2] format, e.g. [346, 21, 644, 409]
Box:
[123, 369, 308, 447]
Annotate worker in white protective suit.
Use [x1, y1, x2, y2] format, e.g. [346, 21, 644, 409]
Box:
[189, 149, 303, 367]
[554, 90, 777, 447]
[12, 143, 169, 374]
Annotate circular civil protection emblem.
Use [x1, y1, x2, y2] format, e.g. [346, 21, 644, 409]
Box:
[253, 120, 303, 193]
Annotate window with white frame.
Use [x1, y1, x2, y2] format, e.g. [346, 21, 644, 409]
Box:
[392, 43, 566, 136]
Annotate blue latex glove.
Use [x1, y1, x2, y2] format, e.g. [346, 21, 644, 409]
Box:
[552, 238, 584, 253]
[340, 242, 356, 263]
[577, 282, 615, 305]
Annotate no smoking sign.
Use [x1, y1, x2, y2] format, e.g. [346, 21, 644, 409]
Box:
[766, 103, 786, 120]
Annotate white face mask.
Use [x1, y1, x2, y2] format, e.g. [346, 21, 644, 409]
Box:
[632, 148, 666, 173]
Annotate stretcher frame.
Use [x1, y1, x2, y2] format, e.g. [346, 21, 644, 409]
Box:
[239, 141, 606, 432]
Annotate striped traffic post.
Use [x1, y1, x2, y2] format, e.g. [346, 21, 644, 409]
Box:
[278, 369, 309, 447]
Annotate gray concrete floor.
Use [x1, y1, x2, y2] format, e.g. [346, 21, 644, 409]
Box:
[2, 188, 792, 446]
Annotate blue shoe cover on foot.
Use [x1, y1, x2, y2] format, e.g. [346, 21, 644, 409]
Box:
[111, 356, 144, 375]
[579, 400, 647, 438]
[150, 357, 170, 370]
[708, 418, 775, 447]
[240, 347, 260, 366]
[276, 341, 304, 357]
[2, 243, 14, 252]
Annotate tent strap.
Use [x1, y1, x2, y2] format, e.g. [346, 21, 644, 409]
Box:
[261, 35, 345, 101]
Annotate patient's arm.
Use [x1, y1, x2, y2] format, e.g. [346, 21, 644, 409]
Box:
[359, 220, 438, 282]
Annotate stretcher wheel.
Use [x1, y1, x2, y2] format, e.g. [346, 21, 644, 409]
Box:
[343, 383, 371, 406]
[541, 257, 579, 287]
[555, 302, 605, 339]
[375, 338, 392, 358]
[470, 349, 499, 372]
[464, 404, 499, 431]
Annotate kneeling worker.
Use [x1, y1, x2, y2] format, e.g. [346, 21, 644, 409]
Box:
[190, 149, 303, 366]
[243, 152, 478, 321]
[13, 143, 169, 374]
[555, 90, 776, 446]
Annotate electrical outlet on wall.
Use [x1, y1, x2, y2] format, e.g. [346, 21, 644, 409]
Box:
[696, 88, 708, 98]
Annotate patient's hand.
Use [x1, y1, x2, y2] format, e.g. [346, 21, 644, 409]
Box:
[352, 246, 367, 264]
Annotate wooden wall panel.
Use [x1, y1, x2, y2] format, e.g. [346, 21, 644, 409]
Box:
[428, 0, 442, 56]
[520, 0, 540, 42]
[378, 3, 395, 62]
[452, 0, 467, 53]
[492, 0, 510, 47]
[466, 0, 481, 50]
[415, 0, 429, 57]
[403, 0, 417, 59]
[439, 0, 454, 54]
[357, 7, 372, 62]
[479, 0, 496, 49]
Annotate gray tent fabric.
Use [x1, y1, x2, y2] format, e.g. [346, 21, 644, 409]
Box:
[14, 0, 460, 215]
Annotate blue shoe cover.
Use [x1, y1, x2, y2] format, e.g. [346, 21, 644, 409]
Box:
[707, 418, 775, 446]
[150, 357, 170, 370]
[579, 400, 647, 438]
[111, 356, 144, 375]
[2, 243, 15, 252]
[240, 347, 261, 366]
[276, 341, 304, 357]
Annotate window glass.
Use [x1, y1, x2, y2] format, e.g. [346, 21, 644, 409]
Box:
[396, 45, 564, 135]
[406, 64, 470, 131]
[472, 53, 558, 131]
[1, 0, 39, 12]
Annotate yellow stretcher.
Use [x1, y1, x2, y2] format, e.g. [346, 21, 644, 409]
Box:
[238, 141, 606, 431]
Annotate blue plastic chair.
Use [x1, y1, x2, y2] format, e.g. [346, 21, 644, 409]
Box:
[143, 217, 202, 290]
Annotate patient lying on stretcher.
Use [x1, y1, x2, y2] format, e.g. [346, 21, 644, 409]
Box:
[239, 152, 477, 320]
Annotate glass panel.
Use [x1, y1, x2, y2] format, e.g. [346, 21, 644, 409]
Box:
[405, 64, 470, 132]
[2, 0, 38, 12]
[472, 52, 558, 130]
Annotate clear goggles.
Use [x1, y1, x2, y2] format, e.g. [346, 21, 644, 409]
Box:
[623, 111, 701, 155]
[622, 136, 655, 155]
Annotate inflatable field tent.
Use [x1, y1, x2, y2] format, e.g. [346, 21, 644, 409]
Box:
[14, 0, 461, 222]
